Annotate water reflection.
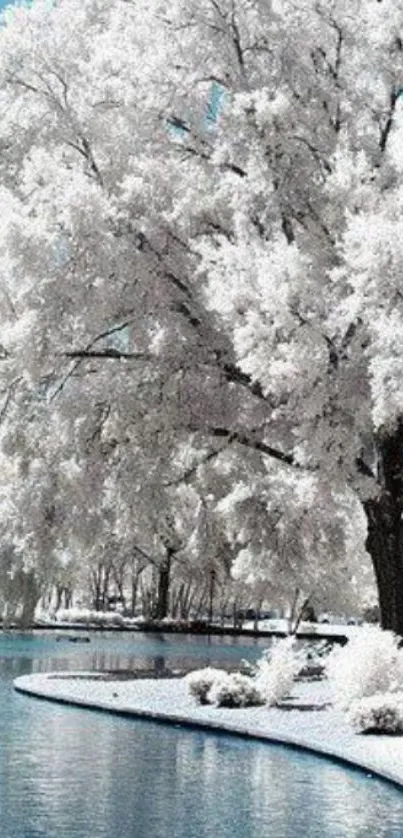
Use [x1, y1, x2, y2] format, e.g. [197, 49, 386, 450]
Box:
[1, 632, 403, 837]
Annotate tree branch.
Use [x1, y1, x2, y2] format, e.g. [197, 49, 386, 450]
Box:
[164, 441, 232, 487]
[379, 87, 399, 153]
[61, 349, 151, 360]
[191, 425, 296, 467]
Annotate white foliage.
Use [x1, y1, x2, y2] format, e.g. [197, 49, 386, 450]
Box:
[326, 627, 403, 710]
[0, 0, 398, 623]
[185, 667, 264, 708]
[255, 637, 304, 706]
[185, 667, 229, 705]
[208, 672, 264, 708]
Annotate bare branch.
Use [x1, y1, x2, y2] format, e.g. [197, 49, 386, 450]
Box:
[164, 445, 228, 487]
[61, 349, 151, 360]
[189, 425, 296, 467]
[379, 87, 399, 153]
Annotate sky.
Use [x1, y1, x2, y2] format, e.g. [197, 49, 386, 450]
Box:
[0, 0, 19, 10]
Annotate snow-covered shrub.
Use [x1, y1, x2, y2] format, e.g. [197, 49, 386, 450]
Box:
[185, 667, 228, 704]
[209, 673, 264, 708]
[348, 693, 403, 734]
[255, 637, 305, 706]
[326, 626, 403, 710]
[185, 668, 264, 707]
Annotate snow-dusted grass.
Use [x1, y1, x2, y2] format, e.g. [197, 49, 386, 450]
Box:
[35, 610, 362, 639]
[13, 672, 403, 789]
[242, 618, 362, 637]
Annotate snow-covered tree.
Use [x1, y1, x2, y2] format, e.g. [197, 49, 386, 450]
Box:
[0, 0, 399, 629]
[138, 0, 403, 632]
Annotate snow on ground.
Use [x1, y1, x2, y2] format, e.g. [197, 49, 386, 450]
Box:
[13, 672, 403, 788]
[242, 618, 362, 637]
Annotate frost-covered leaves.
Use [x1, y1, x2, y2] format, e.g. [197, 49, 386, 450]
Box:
[326, 626, 403, 710]
[0, 0, 400, 613]
[208, 673, 264, 708]
[217, 471, 374, 612]
[255, 637, 304, 706]
[185, 637, 304, 708]
[161, 0, 403, 483]
[185, 667, 263, 707]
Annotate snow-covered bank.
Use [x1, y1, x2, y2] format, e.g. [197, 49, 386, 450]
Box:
[13, 673, 403, 790]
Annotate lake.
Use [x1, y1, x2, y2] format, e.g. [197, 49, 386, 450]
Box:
[2, 630, 403, 837]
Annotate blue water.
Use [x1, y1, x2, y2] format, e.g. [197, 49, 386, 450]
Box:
[1, 631, 403, 837]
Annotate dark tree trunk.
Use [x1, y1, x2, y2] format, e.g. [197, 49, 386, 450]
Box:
[130, 577, 138, 617]
[19, 571, 40, 629]
[364, 423, 403, 636]
[208, 569, 216, 625]
[154, 550, 173, 620]
[64, 587, 73, 609]
[364, 494, 403, 635]
[55, 584, 63, 613]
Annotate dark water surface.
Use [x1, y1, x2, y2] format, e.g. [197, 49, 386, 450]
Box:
[2, 631, 403, 837]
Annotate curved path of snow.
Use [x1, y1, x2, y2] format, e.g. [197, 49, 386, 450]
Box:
[13, 673, 403, 790]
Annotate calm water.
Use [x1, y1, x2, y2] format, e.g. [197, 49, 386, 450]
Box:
[2, 631, 403, 837]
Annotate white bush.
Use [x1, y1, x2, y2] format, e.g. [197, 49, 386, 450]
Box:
[326, 626, 403, 710]
[185, 667, 228, 704]
[255, 637, 305, 706]
[348, 693, 403, 734]
[209, 673, 264, 708]
[185, 668, 264, 707]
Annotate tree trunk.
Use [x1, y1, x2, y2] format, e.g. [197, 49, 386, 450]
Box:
[55, 584, 63, 613]
[19, 570, 40, 628]
[208, 569, 216, 625]
[253, 599, 263, 633]
[154, 551, 173, 620]
[288, 587, 300, 635]
[364, 494, 403, 635]
[364, 423, 403, 636]
[130, 577, 138, 617]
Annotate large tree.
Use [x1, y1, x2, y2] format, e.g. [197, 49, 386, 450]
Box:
[0, 0, 398, 626]
[150, 0, 403, 631]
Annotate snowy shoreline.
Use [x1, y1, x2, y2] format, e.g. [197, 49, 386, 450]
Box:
[13, 672, 403, 791]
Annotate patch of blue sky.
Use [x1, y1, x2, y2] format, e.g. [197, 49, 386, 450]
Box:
[167, 81, 226, 138]
[205, 81, 226, 129]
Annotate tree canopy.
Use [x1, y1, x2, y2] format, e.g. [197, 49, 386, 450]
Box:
[4, 0, 403, 625]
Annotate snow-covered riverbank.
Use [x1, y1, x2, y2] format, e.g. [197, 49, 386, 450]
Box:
[13, 672, 403, 790]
